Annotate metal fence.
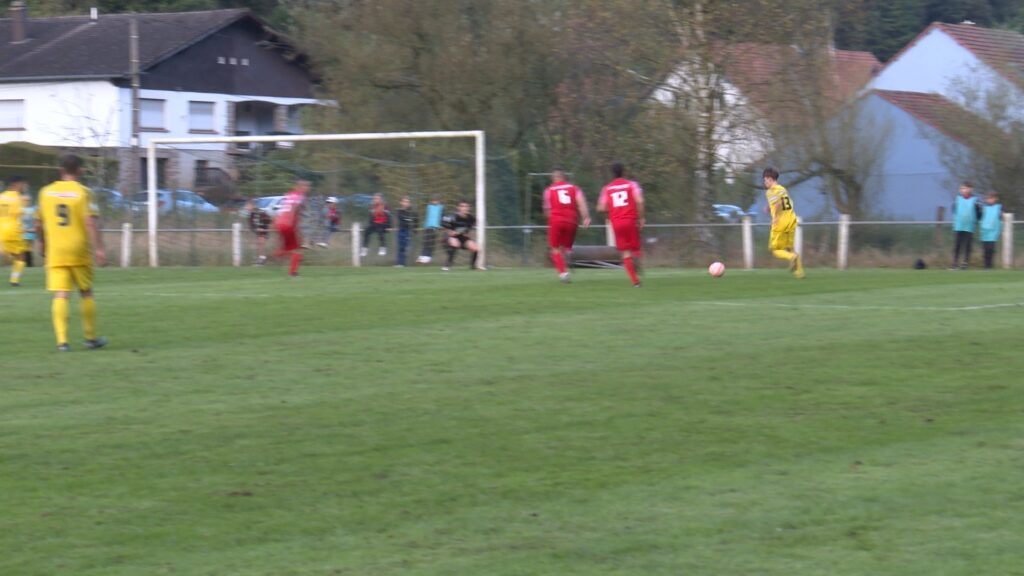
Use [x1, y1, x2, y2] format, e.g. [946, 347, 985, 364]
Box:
[100, 214, 1020, 270]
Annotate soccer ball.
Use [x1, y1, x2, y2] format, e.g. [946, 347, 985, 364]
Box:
[708, 261, 725, 277]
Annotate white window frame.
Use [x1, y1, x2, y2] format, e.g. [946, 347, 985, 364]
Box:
[140, 98, 166, 130]
[0, 99, 25, 130]
[188, 101, 216, 133]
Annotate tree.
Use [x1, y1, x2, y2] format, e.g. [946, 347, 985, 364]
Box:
[933, 77, 1024, 213]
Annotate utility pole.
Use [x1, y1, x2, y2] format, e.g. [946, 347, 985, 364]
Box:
[130, 15, 141, 199]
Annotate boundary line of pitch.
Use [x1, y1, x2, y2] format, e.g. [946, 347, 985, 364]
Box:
[692, 301, 1024, 311]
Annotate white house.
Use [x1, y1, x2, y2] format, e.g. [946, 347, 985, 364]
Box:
[0, 3, 321, 196]
[652, 43, 881, 176]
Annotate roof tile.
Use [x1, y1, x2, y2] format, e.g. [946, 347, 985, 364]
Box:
[0, 9, 247, 80]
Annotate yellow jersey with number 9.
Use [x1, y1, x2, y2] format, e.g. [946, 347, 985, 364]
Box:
[0, 189, 24, 241]
[38, 180, 98, 267]
[766, 183, 797, 232]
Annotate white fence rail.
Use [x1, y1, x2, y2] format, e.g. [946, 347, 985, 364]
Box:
[103, 214, 1017, 269]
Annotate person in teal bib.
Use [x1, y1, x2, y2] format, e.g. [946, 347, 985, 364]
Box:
[951, 182, 981, 270]
[980, 191, 1003, 269]
[417, 195, 444, 264]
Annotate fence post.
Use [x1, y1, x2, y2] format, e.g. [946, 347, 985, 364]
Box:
[352, 222, 362, 267]
[837, 214, 850, 270]
[120, 223, 132, 268]
[794, 216, 804, 260]
[1002, 212, 1014, 269]
[231, 222, 242, 267]
[605, 221, 615, 247]
[741, 216, 754, 270]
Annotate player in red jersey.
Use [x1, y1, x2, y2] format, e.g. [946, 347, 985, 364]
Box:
[274, 178, 310, 277]
[543, 169, 591, 283]
[597, 162, 645, 287]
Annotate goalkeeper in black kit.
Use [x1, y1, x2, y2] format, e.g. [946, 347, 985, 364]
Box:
[441, 200, 481, 271]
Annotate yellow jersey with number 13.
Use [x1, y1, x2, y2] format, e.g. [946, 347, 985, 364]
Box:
[38, 180, 98, 267]
[766, 183, 797, 232]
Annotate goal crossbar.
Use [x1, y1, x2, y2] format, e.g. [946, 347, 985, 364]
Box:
[146, 130, 486, 267]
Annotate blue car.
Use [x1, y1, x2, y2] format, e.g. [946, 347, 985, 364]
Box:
[93, 188, 129, 211]
[338, 194, 375, 209]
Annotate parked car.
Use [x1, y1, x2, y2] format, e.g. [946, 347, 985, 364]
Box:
[248, 195, 288, 219]
[92, 188, 129, 212]
[712, 203, 755, 223]
[130, 189, 220, 214]
[339, 194, 376, 209]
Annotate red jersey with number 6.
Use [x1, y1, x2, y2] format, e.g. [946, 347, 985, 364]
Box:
[544, 182, 583, 225]
[599, 178, 643, 223]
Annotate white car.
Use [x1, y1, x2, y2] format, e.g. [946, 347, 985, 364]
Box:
[251, 195, 288, 218]
[131, 190, 219, 214]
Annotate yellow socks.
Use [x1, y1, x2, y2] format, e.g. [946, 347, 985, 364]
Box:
[81, 297, 98, 341]
[10, 259, 24, 284]
[52, 297, 69, 345]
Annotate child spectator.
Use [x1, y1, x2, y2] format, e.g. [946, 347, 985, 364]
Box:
[246, 200, 272, 265]
[950, 181, 980, 270]
[395, 196, 418, 267]
[316, 197, 341, 247]
[361, 193, 391, 257]
[20, 193, 36, 267]
[980, 192, 1003, 269]
[417, 195, 443, 264]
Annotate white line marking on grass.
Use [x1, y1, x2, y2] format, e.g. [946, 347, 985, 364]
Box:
[693, 301, 1024, 312]
[0, 291, 274, 299]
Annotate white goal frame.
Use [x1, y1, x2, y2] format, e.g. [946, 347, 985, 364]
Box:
[146, 130, 486, 267]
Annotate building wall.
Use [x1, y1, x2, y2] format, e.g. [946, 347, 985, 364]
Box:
[779, 94, 963, 221]
[137, 18, 316, 99]
[0, 80, 122, 147]
[651, 67, 772, 173]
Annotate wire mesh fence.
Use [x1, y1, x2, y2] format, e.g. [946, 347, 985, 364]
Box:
[97, 217, 1022, 270]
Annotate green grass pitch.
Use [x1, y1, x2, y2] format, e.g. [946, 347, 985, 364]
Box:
[1, 265, 1023, 575]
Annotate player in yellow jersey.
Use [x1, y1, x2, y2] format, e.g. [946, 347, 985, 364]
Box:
[0, 176, 30, 286]
[37, 154, 107, 351]
[763, 167, 804, 278]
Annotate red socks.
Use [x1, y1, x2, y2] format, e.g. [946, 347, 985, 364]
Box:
[289, 252, 303, 275]
[552, 252, 567, 274]
[623, 256, 639, 285]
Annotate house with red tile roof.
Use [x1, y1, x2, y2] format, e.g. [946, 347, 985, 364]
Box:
[758, 23, 1024, 221]
[867, 22, 1024, 111]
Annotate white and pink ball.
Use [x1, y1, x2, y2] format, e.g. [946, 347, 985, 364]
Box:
[708, 261, 725, 277]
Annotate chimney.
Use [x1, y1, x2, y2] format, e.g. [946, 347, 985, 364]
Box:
[9, 0, 28, 43]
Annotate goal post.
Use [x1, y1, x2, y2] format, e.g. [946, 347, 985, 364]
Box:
[146, 130, 486, 267]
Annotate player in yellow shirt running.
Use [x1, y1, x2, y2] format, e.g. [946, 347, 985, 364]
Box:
[37, 154, 107, 351]
[763, 167, 804, 278]
[0, 176, 30, 286]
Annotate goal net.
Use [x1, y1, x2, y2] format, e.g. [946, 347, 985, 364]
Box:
[142, 131, 485, 267]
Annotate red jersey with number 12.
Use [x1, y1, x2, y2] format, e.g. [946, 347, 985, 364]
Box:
[599, 178, 643, 222]
[544, 181, 583, 225]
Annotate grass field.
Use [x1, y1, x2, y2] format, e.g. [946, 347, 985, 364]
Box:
[2, 265, 1023, 576]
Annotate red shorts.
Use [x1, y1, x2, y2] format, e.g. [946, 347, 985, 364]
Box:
[548, 221, 578, 249]
[277, 225, 300, 252]
[612, 220, 641, 252]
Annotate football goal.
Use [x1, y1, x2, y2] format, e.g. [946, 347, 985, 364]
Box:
[144, 130, 486, 267]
